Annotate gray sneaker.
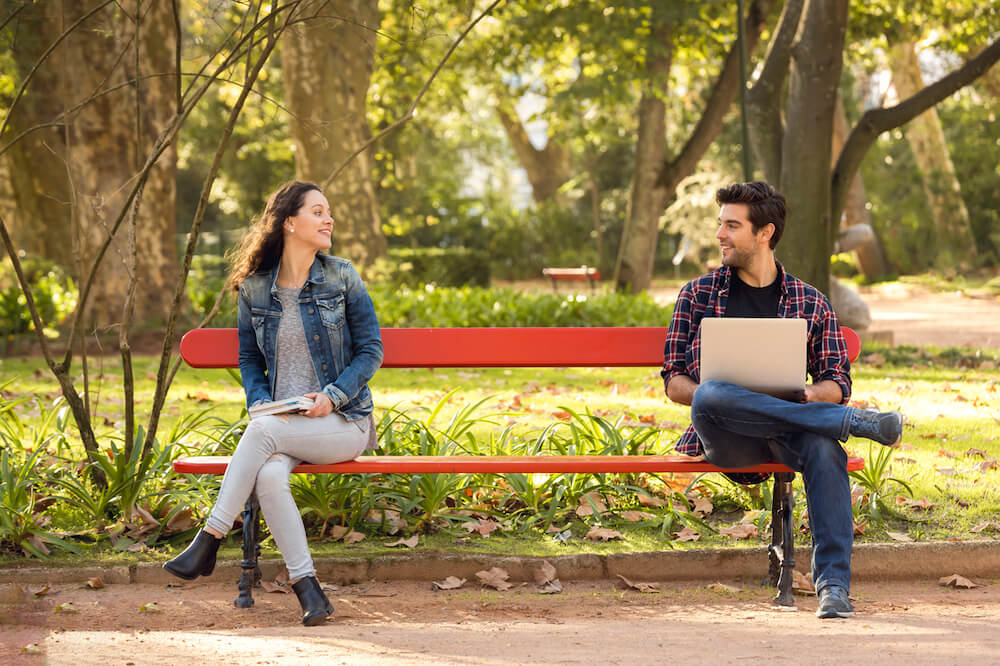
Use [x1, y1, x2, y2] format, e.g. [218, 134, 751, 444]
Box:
[816, 585, 855, 619]
[849, 409, 902, 447]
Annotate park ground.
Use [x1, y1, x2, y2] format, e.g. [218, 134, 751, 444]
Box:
[2, 279, 999, 664]
[3, 577, 999, 664]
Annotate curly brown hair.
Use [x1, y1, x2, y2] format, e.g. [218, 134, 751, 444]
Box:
[225, 181, 322, 291]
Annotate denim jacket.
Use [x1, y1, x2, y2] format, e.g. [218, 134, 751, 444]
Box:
[237, 254, 383, 420]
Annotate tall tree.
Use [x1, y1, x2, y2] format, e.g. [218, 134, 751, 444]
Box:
[3, 0, 178, 324]
[745, 0, 1000, 294]
[282, 0, 386, 270]
[888, 40, 976, 269]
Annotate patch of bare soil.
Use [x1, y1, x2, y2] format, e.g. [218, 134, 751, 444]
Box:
[3, 577, 999, 664]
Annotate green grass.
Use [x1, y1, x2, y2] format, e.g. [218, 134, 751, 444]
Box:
[1, 342, 999, 564]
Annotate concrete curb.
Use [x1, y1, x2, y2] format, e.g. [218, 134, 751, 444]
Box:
[1, 540, 998, 588]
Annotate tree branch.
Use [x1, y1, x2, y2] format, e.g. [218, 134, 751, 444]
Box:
[320, 0, 506, 188]
[745, 0, 805, 184]
[654, 0, 773, 196]
[831, 37, 1000, 225]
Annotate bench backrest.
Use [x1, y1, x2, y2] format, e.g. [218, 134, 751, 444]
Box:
[179, 326, 861, 369]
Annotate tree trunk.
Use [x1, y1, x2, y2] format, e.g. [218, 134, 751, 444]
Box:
[496, 101, 571, 204]
[889, 40, 977, 270]
[776, 0, 848, 296]
[614, 13, 672, 294]
[831, 94, 891, 280]
[5, 0, 178, 326]
[282, 0, 386, 270]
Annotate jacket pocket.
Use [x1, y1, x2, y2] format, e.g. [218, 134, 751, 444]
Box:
[317, 293, 346, 331]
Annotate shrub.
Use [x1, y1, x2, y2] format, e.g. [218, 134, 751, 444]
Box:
[370, 284, 672, 328]
[386, 247, 490, 287]
[0, 255, 77, 340]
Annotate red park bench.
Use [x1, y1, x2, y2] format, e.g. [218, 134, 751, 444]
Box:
[542, 266, 601, 291]
[174, 326, 864, 609]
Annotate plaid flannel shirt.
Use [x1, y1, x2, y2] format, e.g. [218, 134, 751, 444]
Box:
[661, 263, 852, 484]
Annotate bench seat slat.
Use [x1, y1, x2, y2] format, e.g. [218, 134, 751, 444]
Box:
[173, 454, 865, 476]
[179, 326, 862, 370]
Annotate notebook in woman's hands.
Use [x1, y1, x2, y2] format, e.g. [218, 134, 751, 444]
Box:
[248, 396, 315, 419]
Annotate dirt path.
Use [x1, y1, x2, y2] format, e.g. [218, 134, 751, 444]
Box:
[3, 578, 999, 664]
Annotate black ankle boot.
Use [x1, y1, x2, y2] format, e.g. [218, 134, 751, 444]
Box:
[163, 530, 221, 580]
[291, 575, 334, 626]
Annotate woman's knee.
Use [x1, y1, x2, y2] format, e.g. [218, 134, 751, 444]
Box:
[255, 457, 291, 498]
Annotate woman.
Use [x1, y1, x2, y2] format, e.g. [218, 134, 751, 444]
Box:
[164, 181, 383, 626]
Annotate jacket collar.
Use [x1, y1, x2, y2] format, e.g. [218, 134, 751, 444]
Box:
[269, 254, 326, 295]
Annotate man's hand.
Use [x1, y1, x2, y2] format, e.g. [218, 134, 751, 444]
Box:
[666, 375, 698, 406]
[803, 380, 844, 404]
[302, 392, 334, 417]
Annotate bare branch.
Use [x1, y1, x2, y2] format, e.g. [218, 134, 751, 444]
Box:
[831, 37, 1000, 225]
[745, 0, 805, 184]
[0, 0, 116, 141]
[144, 4, 296, 456]
[321, 0, 506, 188]
[655, 0, 773, 195]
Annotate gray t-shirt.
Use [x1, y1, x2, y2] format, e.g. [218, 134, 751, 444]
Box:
[273, 286, 321, 401]
[272, 284, 378, 451]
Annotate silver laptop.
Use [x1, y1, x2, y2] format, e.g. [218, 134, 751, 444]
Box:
[699, 317, 807, 400]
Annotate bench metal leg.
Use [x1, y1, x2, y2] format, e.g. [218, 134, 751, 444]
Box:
[234, 495, 261, 608]
[768, 472, 796, 607]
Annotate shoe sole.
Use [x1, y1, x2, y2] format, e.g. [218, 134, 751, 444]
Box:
[303, 608, 333, 626]
[162, 562, 199, 581]
[817, 610, 854, 618]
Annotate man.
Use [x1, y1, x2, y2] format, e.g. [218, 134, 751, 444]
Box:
[661, 181, 902, 619]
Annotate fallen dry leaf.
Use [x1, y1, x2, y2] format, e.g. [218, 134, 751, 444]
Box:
[475, 567, 512, 591]
[585, 526, 624, 541]
[139, 602, 161, 612]
[620, 510, 656, 522]
[576, 492, 608, 517]
[385, 535, 419, 548]
[538, 579, 563, 594]
[936, 467, 959, 476]
[970, 521, 1000, 533]
[936, 447, 958, 456]
[896, 496, 935, 510]
[55, 602, 77, 613]
[976, 460, 999, 472]
[329, 525, 350, 540]
[431, 576, 466, 591]
[535, 561, 558, 586]
[463, 518, 501, 537]
[260, 580, 291, 594]
[853, 521, 867, 536]
[637, 493, 666, 508]
[887, 531, 914, 542]
[672, 526, 700, 542]
[719, 524, 758, 539]
[792, 570, 815, 594]
[29, 584, 51, 598]
[939, 574, 979, 589]
[707, 582, 741, 594]
[616, 574, 661, 593]
[688, 495, 714, 517]
[343, 530, 366, 544]
[86, 577, 104, 589]
[20, 643, 43, 655]
[965, 448, 988, 458]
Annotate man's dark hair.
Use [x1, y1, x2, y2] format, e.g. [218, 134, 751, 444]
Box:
[715, 181, 786, 249]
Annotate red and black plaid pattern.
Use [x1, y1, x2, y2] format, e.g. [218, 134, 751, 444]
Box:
[661, 263, 852, 484]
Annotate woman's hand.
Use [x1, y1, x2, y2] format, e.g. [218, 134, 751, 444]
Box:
[302, 392, 334, 418]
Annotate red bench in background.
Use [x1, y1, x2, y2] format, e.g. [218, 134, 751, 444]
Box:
[542, 266, 601, 292]
[174, 326, 864, 609]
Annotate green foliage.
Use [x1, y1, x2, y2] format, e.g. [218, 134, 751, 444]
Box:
[850, 444, 914, 523]
[369, 284, 672, 328]
[185, 254, 236, 327]
[0, 254, 77, 340]
[384, 247, 490, 287]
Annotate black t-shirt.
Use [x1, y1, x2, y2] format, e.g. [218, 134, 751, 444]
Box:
[725, 270, 781, 318]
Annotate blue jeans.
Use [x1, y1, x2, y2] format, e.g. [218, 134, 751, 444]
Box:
[691, 380, 854, 594]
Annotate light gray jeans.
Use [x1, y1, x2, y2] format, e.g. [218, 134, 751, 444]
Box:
[205, 412, 369, 580]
